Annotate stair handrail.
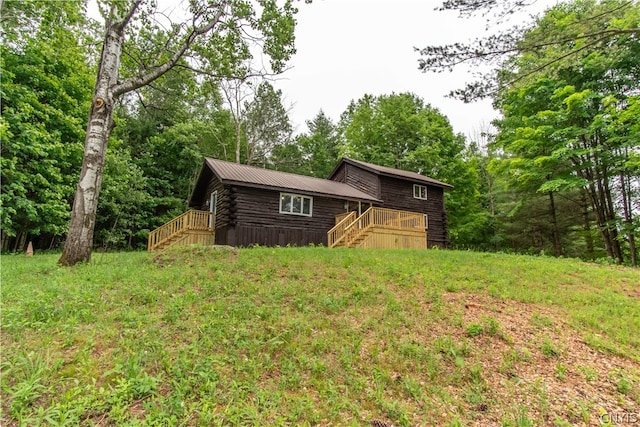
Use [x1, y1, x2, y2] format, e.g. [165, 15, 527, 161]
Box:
[147, 210, 212, 251]
[327, 211, 357, 248]
[341, 207, 426, 248]
[343, 207, 374, 246]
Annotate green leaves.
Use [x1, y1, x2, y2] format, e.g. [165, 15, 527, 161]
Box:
[0, 0, 93, 242]
[490, 0, 640, 263]
[242, 81, 292, 166]
[338, 92, 484, 248]
[418, 0, 640, 101]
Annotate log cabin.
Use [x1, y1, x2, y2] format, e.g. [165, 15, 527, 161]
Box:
[147, 157, 452, 251]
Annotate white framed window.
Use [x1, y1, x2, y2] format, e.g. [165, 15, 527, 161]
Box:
[280, 193, 313, 216]
[413, 184, 428, 200]
[424, 214, 429, 229]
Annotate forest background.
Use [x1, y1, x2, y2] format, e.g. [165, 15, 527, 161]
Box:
[1, 0, 638, 265]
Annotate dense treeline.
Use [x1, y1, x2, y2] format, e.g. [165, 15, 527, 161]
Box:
[1, 0, 637, 265]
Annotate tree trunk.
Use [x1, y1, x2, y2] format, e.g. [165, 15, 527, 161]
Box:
[59, 19, 125, 266]
[235, 119, 241, 163]
[602, 168, 623, 263]
[580, 190, 594, 260]
[620, 170, 637, 267]
[548, 191, 562, 257]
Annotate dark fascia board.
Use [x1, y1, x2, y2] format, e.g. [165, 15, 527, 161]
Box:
[329, 157, 454, 189]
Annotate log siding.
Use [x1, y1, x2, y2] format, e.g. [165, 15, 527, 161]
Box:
[328, 160, 451, 248]
[198, 178, 348, 247]
[377, 176, 448, 248]
[187, 157, 451, 249]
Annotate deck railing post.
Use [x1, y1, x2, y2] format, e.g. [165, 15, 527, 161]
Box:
[148, 209, 217, 252]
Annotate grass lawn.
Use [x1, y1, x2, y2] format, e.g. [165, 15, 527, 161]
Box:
[2, 246, 639, 426]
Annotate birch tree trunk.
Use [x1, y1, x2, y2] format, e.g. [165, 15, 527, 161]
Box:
[56, 0, 295, 265]
[58, 15, 127, 265]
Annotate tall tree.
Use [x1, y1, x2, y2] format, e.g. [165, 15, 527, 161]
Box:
[95, 145, 152, 250]
[112, 70, 236, 231]
[492, 0, 640, 264]
[0, 0, 93, 251]
[269, 110, 340, 175]
[297, 110, 341, 177]
[243, 81, 293, 166]
[417, 0, 640, 101]
[59, 0, 297, 265]
[339, 92, 482, 247]
[219, 74, 254, 164]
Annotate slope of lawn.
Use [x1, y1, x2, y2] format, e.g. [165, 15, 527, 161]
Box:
[2, 246, 639, 426]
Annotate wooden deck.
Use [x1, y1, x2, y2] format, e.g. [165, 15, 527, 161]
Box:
[150, 207, 426, 251]
[147, 210, 214, 252]
[328, 207, 427, 249]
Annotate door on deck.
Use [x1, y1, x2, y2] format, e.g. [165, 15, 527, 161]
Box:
[209, 191, 218, 230]
[347, 201, 362, 216]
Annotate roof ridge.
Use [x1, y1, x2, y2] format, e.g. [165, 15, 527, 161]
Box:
[205, 157, 335, 182]
[203, 157, 381, 202]
[337, 157, 453, 188]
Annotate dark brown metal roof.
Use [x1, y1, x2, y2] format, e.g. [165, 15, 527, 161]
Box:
[332, 158, 453, 189]
[204, 158, 381, 202]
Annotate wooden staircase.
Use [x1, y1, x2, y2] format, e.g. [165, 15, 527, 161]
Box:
[328, 207, 427, 249]
[147, 210, 214, 252]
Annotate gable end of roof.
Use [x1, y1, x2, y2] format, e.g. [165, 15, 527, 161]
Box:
[330, 158, 453, 189]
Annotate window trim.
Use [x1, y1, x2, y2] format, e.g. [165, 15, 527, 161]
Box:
[413, 184, 428, 200]
[279, 192, 313, 217]
[424, 214, 429, 230]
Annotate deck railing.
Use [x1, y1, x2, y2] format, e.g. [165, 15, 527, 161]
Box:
[147, 210, 213, 251]
[329, 207, 425, 248]
[327, 211, 357, 248]
[335, 211, 354, 225]
[373, 208, 425, 229]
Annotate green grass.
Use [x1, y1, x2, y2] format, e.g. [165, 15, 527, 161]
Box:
[2, 246, 639, 425]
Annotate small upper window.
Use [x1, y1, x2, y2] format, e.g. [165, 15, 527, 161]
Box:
[413, 184, 428, 200]
[280, 193, 313, 216]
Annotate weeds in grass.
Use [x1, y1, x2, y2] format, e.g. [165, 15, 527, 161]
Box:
[554, 417, 573, 426]
[466, 322, 484, 337]
[555, 362, 568, 380]
[565, 399, 593, 424]
[503, 405, 536, 427]
[2, 351, 61, 417]
[2, 248, 639, 425]
[466, 316, 503, 340]
[612, 369, 632, 395]
[578, 365, 598, 382]
[531, 312, 555, 329]
[541, 338, 562, 357]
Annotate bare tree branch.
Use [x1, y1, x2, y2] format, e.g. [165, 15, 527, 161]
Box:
[418, 0, 639, 101]
[113, 7, 225, 96]
[112, 0, 143, 32]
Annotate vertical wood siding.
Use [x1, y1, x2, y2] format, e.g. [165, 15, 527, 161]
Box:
[339, 164, 380, 198]
[377, 176, 448, 248]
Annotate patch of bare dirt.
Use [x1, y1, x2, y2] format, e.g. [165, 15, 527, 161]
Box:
[443, 292, 639, 426]
[152, 245, 238, 266]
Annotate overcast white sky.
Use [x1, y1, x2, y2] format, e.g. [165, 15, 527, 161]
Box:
[274, 0, 556, 139]
[89, 0, 555, 139]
